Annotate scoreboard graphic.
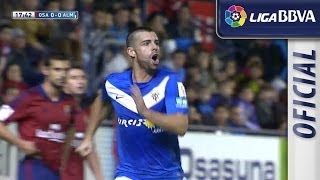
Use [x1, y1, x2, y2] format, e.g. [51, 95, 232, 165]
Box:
[11, 11, 78, 20]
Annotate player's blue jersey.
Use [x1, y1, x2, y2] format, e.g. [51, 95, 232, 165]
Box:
[102, 68, 189, 179]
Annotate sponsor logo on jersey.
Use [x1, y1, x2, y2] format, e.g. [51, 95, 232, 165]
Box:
[35, 123, 65, 143]
[117, 118, 164, 134]
[176, 97, 188, 108]
[151, 92, 160, 102]
[116, 94, 124, 99]
[35, 129, 65, 143]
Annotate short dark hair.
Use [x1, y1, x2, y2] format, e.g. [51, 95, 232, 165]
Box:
[126, 26, 154, 48]
[68, 62, 84, 72]
[43, 52, 69, 67]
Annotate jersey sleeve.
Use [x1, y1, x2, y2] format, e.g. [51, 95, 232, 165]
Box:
[101, 76, 111, 103]
[0, 92, 30, 124]
[165, 75, 189, 114]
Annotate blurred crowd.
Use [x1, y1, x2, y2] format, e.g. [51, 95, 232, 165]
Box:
[0, 0, 288, 132]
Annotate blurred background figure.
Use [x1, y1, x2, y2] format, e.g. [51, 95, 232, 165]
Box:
[62, 65, 104, 180]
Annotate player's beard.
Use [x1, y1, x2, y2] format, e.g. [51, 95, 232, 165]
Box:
[52, 79, 65, 90]
[135, 57, 157, 75]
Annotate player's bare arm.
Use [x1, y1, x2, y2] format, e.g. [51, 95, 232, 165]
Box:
[86, 145, 104, 180]
[60, 125, 76, 172]
[76, 92, 108, 157]
[0, 122, 39, 155]
[131, 84, 188, 136]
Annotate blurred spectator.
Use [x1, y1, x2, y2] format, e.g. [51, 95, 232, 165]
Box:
[186, 87, 200, 125]
[146, 0, 189, 19]
[185, 66, 201, 88]
[255, 84, 286, 129]
[272, 39, 288, 81]
[163, 49, 187, 82]
[188, 105, 202, 125]
[1, 62, 28, 100]
[12, 0, 49, 51]
[196, 51, 212, 87]
[246, 39, 286, 81]
[81, 0, 96, 35]
[271, 76, 287, 93]
[110, 7, 130, 46]
[197, 87, 214, 122]
[209, 55, 224, 83]
[0, 23, 12, 76]
[221, 59, 238, 80]
[186, 87, 199, 106]
[128, 7, 143, 31]
[186, 42, 202, 66]
[8, 28, 44, 86]
[213, 37, 237, 60]
[237, 54, 265, 94]
[88, 43, 130, 95]
[228, 105, 259, 130]
[1, 86, 20, 104]
[167, 4, 195, 39]
[203, 104, 229, 127]
[146, 13, 168, 41]
[233, 84, 260, 128]
[97, 45, 130, 84]
[45, 0, 60, 11]
[209, 79, 236, 111]
[277, 88, 288, 130]
[255, 85, 276, 129]
[99, 0, 137, 11]
[279, 87, 288, 107]
[84, 8, 119, 95]
[51, 0, 82, 62]
[43, 0, 60, 47]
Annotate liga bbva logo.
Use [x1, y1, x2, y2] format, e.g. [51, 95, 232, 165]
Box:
[225, 5, 247, 28]
[225, 5, 316, 28]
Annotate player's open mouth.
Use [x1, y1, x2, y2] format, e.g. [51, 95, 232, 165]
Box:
[152, 54, 158, 61]
[151, 54, 159, 65]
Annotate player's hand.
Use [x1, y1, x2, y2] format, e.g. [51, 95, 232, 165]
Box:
[131, 84, 148, 116]
[75, 138, 93, 157]
[18, 140, 39, 155]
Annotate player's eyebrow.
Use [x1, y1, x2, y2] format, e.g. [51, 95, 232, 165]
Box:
[140, 39, 159, 44]
[140, 39, 151, 44]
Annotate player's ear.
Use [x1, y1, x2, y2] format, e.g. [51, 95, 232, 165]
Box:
[127, 47, 136, 59]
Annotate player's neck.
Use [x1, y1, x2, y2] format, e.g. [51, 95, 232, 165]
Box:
[132, 64, 155, 83]
[73, 95, 82, 103]
[64, 89, 82, 103]
[42, 81, 62, 101]
[132, 69, 154, 83]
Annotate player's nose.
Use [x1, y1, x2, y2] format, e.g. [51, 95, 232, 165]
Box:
[151, 43, 159, 51]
